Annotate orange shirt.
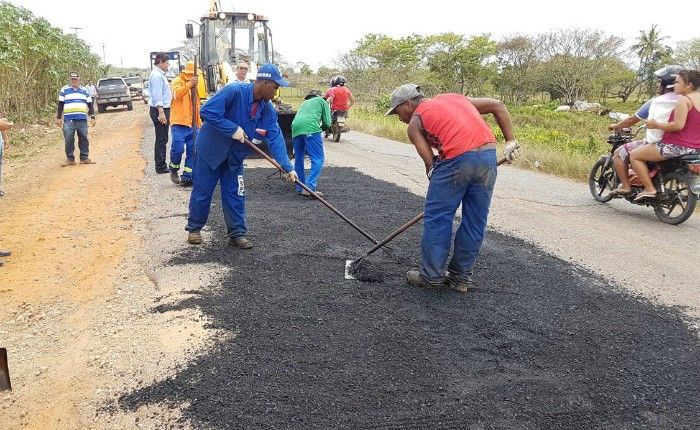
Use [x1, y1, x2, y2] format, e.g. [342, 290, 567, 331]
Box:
[414, 94, 496, 160]
[324, 86, 352, 111]
[170, 73, 202, 127]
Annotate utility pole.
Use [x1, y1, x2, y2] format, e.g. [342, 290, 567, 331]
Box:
[69, 26, 83, 37]
[101, 43, 106, 65]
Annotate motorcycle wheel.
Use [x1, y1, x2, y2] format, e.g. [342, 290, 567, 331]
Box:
[588, 157, 616, 203]
[653, 171, 698, 225]
[333, 127, 341, 142]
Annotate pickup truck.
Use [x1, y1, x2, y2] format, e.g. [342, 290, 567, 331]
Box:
[96, 77, 133, 112]
[123, 76, 145, 103]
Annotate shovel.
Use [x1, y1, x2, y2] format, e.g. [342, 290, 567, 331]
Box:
[345, 155, 511, 280]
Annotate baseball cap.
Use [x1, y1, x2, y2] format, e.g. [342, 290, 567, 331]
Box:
[256, 63, 289, 87]
[386, 84, 422, 115]
[69, 71, 80, 79]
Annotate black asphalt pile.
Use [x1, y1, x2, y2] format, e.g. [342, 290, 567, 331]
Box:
[120, 167, 700, 429]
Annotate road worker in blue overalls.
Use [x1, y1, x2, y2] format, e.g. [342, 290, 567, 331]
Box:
[185, 64, 298, 248]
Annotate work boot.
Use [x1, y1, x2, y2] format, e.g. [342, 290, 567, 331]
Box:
[0, 250, 10, 257]
[445, 274, 473, 293]
[299, 190, 323, 197]
[187, 231, 203, 245]
[406, 270, 442, 289]
[170, 170, 180, 184]
[231, 236, 253, 249]
[179, 178, 193, 187]
[80, 158, 96, 164]
[61, 159, 76, 167]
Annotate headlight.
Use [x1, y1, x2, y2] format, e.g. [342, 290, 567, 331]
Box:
[247, 13, 255, 20]
[218, 12, 226, 20]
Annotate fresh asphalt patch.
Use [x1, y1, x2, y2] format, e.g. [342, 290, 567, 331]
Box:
[119, 167, 699, 429]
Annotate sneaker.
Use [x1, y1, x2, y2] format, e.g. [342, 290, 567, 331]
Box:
[406, 270, 442, 289]
[79, 158, 96, 164]
[170, 170, 181, 184]
[155, 168, 169, 174]
[299, 190, 323, 197]
[445, 275, 472, 293]
[179, 178, 193, 187]
[231, 236, 253, 249]
[0, 249, 10, 257]
[187, 231, 203, 245]
[61, 159, 76, 167]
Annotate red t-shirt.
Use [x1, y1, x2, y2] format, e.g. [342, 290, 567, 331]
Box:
[325, 86, 352, 111]
[414, 94, 496, 160]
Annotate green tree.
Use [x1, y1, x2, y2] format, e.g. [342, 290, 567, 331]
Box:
[495, 34, 541, 103]
[630, 25, 672, 96]
[674, 38, 700, 70]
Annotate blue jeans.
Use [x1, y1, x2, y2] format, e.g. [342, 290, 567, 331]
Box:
[170, 125, 197, 180]
[421, 149, 497, 284]
[62, 119, 89, 160]
[186, 152, 247, 238]
[293, 132, 324, 192]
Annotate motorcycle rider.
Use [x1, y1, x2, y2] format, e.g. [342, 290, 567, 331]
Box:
[324, 75, 355, 137]
[608, 65, 682, 195]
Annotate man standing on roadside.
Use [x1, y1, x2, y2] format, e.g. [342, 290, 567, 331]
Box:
[185, 64, 298, 248]
[168, 61, 201, 187]
[148, 52, 173, 174]
[0, 114, 13, 266]
[386, 84, 520, 293]
[56, 72, 96, 166]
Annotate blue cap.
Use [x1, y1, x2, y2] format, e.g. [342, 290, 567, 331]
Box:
[256, 63, 289, 87]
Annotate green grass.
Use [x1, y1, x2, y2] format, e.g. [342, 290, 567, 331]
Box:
[279, 88, 640, 181]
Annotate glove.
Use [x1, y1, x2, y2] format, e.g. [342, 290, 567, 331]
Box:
[232, 126, 247, 143]
[504, 140, 522, 162]
[284, 170, 298, 183]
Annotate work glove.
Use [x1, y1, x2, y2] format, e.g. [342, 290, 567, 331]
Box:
[504, 140, 522, 162]
[284, 170, 298, 183]
[232, 126, 247, 143]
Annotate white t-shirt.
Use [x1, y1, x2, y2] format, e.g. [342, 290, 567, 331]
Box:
[646, 93, 679, 143]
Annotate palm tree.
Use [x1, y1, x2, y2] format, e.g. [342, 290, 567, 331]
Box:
[630, 25, 672, 96]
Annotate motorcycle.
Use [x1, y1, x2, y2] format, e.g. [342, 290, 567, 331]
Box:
[589, 126, 700, 225]
[327, 110, 348, 142]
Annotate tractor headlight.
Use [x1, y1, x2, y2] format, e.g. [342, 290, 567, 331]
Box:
[247, 13, 255, 20]
[218, 12, 226, 20]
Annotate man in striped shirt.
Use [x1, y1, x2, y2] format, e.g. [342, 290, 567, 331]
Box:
[56, 71, 96, 166]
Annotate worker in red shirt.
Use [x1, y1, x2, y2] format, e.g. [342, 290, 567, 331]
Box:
[324, 76, 355, 137]
[386, 84, 521, 293]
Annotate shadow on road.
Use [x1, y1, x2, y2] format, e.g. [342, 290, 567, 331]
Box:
[119, 167, 700, 429]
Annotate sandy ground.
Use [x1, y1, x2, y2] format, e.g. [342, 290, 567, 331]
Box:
[0, 115, 697, 429]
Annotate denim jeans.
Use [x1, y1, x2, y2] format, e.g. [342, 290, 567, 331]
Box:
[421, 149, 497, 284]
[170, 125, 197, 180]
[293, 132, 324, 192]
[149, 107, 170, 172]
[62, 119, 90, 160]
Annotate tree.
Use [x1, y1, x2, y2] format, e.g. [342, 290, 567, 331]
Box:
[495, 34, 541, 103]
[675, 38, 700, 70]
[630, 25, 672, 96]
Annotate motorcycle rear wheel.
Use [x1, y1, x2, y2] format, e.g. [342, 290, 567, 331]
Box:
[333, 127, 341, 142]
[653, 171, 698, 225]
[589, 157, 616, 203]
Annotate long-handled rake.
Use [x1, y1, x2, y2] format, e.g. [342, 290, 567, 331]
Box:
[344, 156, 511, 280]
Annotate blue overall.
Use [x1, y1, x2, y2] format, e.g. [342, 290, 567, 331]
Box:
[170, 125, 197, 180]
[421, 149, 497, 284]
[185, 83, 294, 238]
[293, 133, 324, 192]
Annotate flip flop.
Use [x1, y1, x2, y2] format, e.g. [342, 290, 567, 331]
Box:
[610, 188, 631, 196]
[634, 191, 657, 202]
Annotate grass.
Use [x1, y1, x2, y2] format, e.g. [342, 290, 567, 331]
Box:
[278, 88, 642, 181]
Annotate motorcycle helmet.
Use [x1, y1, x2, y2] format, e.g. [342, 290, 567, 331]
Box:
[305, 89, 323, 100]
[654, 64, 684, 88]
[329, 76, 338, 87]
[336, 75, 347, 86]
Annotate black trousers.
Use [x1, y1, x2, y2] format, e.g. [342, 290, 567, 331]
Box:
[149, 106, 170, 172]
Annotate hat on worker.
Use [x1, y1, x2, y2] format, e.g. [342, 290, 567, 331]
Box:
[183, 61, 195, 75]
[256, 63, 289, 87]
[69, 71, 80, 79]
[386, 84, 422, 115]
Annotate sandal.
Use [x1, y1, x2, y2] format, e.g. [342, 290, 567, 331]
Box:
[634, 190, 657, 202]
[610, 187, 631, 196]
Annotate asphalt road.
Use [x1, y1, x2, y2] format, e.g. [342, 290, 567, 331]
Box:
[117, 131, 700, 429]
